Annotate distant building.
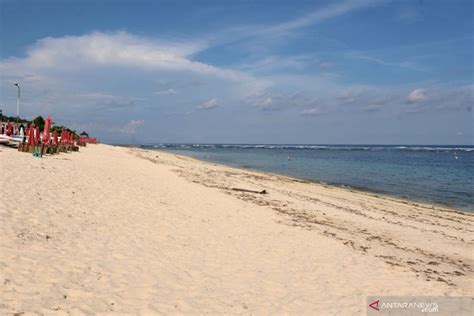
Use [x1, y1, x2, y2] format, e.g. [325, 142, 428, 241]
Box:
[80, 131, 89, 137]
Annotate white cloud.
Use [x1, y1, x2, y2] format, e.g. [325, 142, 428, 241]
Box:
[363, 103, 383, 112]
[107, 119, 145, 134]
[198, 98, 219, 110]
[128, 119, 144, 127]
[300, 107, 323, 116]
[407, 88, 428, 103]
[259, 97, 274, 109]
[242, 88, 322, 112]
[155, 88, 177, 95]
[0, 31, 251, 81]
[415, 85, 473, 112]
[0, 31, 269, 127]
[337, 89, 358, 102]
[242, 91, 277, 110]
[336, 87, 374, 103]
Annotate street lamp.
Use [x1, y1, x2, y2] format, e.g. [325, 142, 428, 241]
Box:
[14, 82, 20, 122]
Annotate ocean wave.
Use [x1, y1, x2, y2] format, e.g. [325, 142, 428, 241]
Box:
[142, 144, 474, 152]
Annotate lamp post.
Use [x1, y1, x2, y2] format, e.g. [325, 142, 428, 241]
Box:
[14, 82, 20, 123]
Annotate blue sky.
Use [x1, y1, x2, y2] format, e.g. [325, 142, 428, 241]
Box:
[0, 0, 472, 144]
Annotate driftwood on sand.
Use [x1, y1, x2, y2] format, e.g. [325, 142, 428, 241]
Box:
[231, 188, 267, 194]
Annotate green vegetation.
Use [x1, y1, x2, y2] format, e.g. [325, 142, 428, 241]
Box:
[33, 116, 45, 130]
[0, 113, 29, 123]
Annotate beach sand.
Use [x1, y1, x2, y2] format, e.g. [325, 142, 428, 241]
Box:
[1, 144, 472, 314]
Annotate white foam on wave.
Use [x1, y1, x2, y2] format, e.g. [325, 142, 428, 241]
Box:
[145, 144, 474, 152]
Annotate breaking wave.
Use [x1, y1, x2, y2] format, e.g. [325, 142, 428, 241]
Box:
[146, 144, 474, 152]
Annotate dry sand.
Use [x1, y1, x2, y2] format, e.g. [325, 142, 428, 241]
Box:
[1, 144, 472, 314]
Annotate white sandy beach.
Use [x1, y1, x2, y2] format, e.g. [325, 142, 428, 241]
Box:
[1, 144, 472, 314]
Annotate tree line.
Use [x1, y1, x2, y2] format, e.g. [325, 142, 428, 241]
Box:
[0, 114, 79, 135]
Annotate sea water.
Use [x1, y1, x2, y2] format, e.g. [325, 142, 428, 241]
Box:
[143, 144, 474, 211]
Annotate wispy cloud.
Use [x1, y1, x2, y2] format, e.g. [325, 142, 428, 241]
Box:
[300, 107, 324, 116]
[155, 88, 177, 95]
[261, 0, 385, 36]
[348, 52, 428, 72]
[242, 89, 321, 112]
[407, 88, 428, 103]
[206, 0, 386, 50]
[336, 86, 375, 104]
[198, 98, 219, 110]
[234, 55, 319, 73]
[404, 85, 473, 114]
[107, 119, 145, 134]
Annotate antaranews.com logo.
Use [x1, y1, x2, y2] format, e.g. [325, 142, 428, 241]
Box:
[366, 296, 472, 315]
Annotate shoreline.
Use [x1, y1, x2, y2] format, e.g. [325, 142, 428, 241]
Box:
[140, 146, 472, 215]
[2, 144, 472, 314]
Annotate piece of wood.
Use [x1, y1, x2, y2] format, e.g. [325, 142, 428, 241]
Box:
[231, 188, 267, 194]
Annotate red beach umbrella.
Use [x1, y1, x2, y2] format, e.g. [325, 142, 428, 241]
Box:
[53, 131, 58, 145]
[28, 125, 35, 145]
[42, 116, 52, 144]
[65, 131, 69, 144]
[35, 127, 40, 144]
[6, 122, 12, 136]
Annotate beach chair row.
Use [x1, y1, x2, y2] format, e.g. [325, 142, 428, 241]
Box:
[14, 115, 96, 157]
